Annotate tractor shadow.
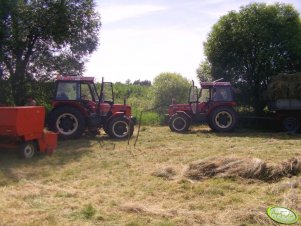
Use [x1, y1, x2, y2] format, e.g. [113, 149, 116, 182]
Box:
[185, 117, 301, 140]
[0, 134, 131, 186]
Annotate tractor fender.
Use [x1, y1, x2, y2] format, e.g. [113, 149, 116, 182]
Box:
[48, 103, 88, 119]
[172, 111, 192, 121]
[207, 104, 236, 116]
[105, 112, 126, 129]
[108, 112, 127, 121]
[47, 104, 85, 126]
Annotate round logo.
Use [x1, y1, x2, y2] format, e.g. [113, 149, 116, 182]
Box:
[267, 206, 299, 224]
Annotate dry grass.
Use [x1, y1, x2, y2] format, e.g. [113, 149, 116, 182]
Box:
[184, 156, 301, 181]
[0, 126, 300, 225]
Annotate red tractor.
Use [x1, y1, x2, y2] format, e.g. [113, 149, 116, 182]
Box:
[167, 80, 237, 132]
[48, 76, 134, 139]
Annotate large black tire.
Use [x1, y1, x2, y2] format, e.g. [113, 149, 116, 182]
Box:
[282, 116, 300, 133]
[19, 141, 36, 159]
[168, 113, 191, 133]
[108, 117, 134, 139]
[48, 106, 85, 139]
[209, 107, 237, 132]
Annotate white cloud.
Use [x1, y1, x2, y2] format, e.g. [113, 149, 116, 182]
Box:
[98, 4, 167, 24]
[85, 27, 204, 83]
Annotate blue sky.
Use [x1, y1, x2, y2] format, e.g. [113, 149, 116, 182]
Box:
[84, 0, 301, 83]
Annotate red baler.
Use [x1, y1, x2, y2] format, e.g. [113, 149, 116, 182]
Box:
[0, 106, 57, 158]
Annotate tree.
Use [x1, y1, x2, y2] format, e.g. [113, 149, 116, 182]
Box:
[203, 3, 301, 113]
[0, 0, 101, 105]
[152, 72, 191, 114]
[133, 79, 151, 86]
[196, 61, 212, 82]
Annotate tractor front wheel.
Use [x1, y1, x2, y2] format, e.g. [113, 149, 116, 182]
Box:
[209, 107, 237, 132]
[168, 114, 191, 133]
[108, 117, 134, 139]
[49, 107, 85, 139]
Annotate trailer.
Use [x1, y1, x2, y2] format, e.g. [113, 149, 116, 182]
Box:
[269, 99, 301, 132]
[0, 106, 57, 158]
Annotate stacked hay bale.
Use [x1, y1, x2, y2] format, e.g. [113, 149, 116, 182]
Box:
[267, 73, 301, 100]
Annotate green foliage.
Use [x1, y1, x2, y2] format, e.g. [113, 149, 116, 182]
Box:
[152, 73, 191, 114]
[133, 110, 164, 125]
[133, 79, 152, 86]
[81, 203, 96, 219]
[0, 0, 101, 104]
[112, 82, 161, 124]
[0, 79, 13, 105]
[196, 60, 212, 82]
[0, 78, 54, 109]
[203, 3, 301, 113]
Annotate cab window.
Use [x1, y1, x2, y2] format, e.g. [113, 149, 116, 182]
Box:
[56, 82, 77, 100]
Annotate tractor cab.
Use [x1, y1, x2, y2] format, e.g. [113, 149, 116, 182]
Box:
[189, 81, 234, 104]
[200, 82, 234, 103]
[54, 76, 99, 101]
[53, 76, 99, 112]
[52, 76, 118, 116]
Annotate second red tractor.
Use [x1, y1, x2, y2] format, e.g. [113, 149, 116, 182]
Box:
[167, 80, 237, 132]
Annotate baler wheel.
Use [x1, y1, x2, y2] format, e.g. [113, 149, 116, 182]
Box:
[19, 141, 36, 159]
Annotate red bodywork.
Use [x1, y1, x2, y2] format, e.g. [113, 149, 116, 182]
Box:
[52, 76, 132, 118]
[168, 101, 236, 118]
[0, 106, 57, 154]
[168, 81, 236, 121]
[51, 100, 132, 119]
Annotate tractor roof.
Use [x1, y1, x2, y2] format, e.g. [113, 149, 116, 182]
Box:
[56, 75, 95, 82]
[200, 81, 231, 88]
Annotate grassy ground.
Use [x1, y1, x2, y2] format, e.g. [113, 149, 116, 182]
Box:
[0, 126, 300, 226]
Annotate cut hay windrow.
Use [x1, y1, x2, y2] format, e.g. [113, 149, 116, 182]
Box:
[185, 157, 301, 182]
[267, 73, 301, 100]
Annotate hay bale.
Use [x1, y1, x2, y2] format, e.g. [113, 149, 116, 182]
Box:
[185, 157, 301, 182]
[267, 73, 301, 100]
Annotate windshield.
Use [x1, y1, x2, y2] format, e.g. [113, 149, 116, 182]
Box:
[100, 82, 114, 103]
[80, 83, 99, 102]
[56, 82, 77, 100]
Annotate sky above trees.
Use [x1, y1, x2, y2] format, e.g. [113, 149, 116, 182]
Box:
[84, 0, 301, 83]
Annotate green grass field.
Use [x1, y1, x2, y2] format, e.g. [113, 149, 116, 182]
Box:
[0, 126, 300, 226]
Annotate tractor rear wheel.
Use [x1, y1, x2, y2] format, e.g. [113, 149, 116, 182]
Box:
[108, 117, 134, 139]
[168, 114, 191, 132]
[209, 107, 237, 132]
[49, 106, 85, 139]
